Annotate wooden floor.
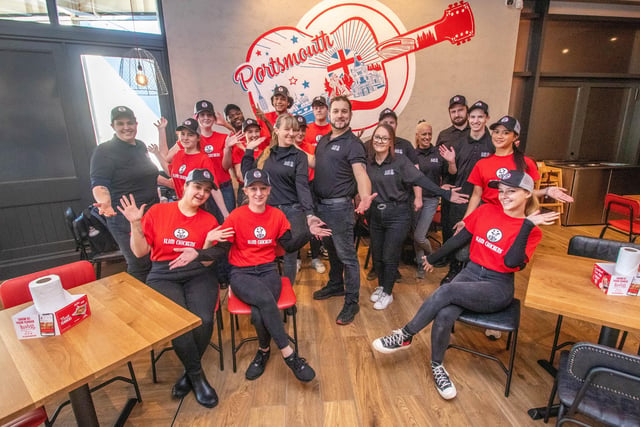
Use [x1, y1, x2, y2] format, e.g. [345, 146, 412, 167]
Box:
[41, 223, 636, 426]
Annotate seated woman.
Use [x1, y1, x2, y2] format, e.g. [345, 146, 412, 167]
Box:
[118, 169, 231, 409]
[372, 170, 559, 400]
[221, 168, 329, 381]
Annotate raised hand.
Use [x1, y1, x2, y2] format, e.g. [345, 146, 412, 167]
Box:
[215, 111, 227, 127]
[439, 144, 455, 163]
[546, 187, 574, 203]
[206, 226, 235, 243]
[93, 201, 116, 217]
[246, 136, 266, 150]
[355, 192, 378, 214]
[147, 143, 160, 155]
[169, 247, 198, 270]
[117, 194, 146, 223]
[526, 210, 561, 226]
[154, 117, 168, 130]
[448, 187, 469, 204]
[225, 131, 245, 149]
[255, 107, 267, 122]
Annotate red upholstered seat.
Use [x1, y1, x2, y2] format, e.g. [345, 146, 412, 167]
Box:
[0, 407, 48, 427]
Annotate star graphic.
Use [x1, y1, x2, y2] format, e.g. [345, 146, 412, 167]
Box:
[256, 50, 262, 56]
[302, 80, 310, 89]
[291, 35, 299, 44]
[289, 76, 298, 85]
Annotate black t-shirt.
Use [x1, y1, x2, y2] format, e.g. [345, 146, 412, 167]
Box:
[90, 135, 159, 210]
[453, 130, 494, 195]
[435, 124, 470, 148]
[242, 145, 314, 215]
[313, 129, 366, 199]
[416, 145, 447, 197]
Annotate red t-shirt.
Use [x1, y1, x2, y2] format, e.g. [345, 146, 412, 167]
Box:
[222, 205, 290, 267]
[465, 204, 542, 273]
[468, 154, 540, 206]
[305, 122, 331, 146]
[264, 111, 279, 127]
[199, 132, 231, 184]
[298, 140, 317, 181]
[169, 150, 216, 199]
[141, 203, 219, 261]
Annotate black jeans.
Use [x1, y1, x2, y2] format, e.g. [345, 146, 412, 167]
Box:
[404, 261, 514, 363]
[106, 213, 151, 282]
[147, 262, 219, 374]
[230, 262, 289, 349]
[369, 202, 411, 295]
[316, 199, 360, 304]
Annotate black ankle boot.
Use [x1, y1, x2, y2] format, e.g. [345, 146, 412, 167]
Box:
[187, 370, 219, 408]
[171, 372, 191, 399]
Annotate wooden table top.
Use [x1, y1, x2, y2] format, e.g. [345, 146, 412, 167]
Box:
[525, 253, 640, 334]
[0, 272, 201, 425]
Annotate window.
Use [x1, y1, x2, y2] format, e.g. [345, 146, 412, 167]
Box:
[0, 0, 49, 24]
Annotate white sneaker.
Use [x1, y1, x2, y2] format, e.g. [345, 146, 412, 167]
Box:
[311, 258, 326, 273]
[370, 286, 384, 302]
[296, 259, 302, 273]
[373, 292, 393, 310]
[485, 329, 502, 340]
[431, 362, 457, 400]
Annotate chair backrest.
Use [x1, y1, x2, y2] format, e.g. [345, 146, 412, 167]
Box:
[567, 342, 640, 401]
[0, 261, 95, 308]
[605, 194, 640, 218]
[568, 235, 640, 262]
[64, 207, 83, 247]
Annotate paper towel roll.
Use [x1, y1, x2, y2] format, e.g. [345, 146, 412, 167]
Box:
[29, 274, 67, 314]
[615, 247, 640, 277]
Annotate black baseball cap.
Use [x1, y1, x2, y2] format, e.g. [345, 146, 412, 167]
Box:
[468, 100, 489, 115]
[244, 168, 271, 187]
[110, 106, 136, 122]
[186, 168, 217, 189]
[449, 95, 467, 108]
[490, 115, 521, 135]
[271, 86, 294, 108]
[378, 108, 397, 122]
[176, 118, 199, 134]
[311, 96, 328, 107]
[488, 170, 534, 193]
[194, 100, 215, 115]
[224, 103, 242, 118]
[294, 115, 307, 128]
[242, 118, 261, 132]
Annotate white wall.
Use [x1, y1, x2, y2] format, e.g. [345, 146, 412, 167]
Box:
[161, 0, 520, 141]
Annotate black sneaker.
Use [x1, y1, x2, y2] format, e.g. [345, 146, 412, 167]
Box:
[372, 329, 413, 353]
[336, 302, 359, 325]
[366, 268, 377, 280]
[431, 362, 457, 400]
[284, 352, 316, 382]
[245, 350, 270, 380]
[313, 284, 345, 300]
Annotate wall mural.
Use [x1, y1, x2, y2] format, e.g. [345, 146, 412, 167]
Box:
[233, 0, 474, 131]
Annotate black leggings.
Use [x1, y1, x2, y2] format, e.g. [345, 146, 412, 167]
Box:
[404, 261, 514, 363]
[230, 262, 289, 349]
[147, 262, 219, 374]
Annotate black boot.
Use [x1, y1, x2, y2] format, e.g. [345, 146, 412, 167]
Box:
[187, 370, 219, 408]
[171, 372, 191, 399]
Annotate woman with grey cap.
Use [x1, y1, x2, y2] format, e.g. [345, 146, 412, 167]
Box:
[118, 168, 231, 409]
[90, 106, 160, 282]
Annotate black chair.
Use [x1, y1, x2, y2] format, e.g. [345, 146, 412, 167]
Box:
[545, 342, 640, 426]
[545, 236, 640, 369]
[64, 207, 89, 260]
[448, 298, 521, 397]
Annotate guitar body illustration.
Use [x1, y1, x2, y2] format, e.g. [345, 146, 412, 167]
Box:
[233, 1, 474, 130]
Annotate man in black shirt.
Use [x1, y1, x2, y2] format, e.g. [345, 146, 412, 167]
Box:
[377, 108, 419, 164]
[436, 95, 470, 148]
[312, 96, 375, 325]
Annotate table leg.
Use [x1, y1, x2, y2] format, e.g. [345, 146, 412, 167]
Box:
[68, 384, 99, 427]
[598, 326, 620, 347]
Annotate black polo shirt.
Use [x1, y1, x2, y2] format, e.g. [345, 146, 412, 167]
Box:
[393, 137, 419, 164]
[416, 145, 447, 197]
[367, 154, 447, 204]
[313, 129, 366, 199]
[243, 145, 314, 215]
[90, 135, 159, 210]
[454, 130, 494, 195]
[435, 124, 470, 148]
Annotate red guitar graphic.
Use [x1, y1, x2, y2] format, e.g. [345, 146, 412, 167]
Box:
[235, 2, 474, 126]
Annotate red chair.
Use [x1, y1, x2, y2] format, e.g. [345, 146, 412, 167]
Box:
[0, 261, 141, 425]
[599, 194, 640, 242]
[228, 277, 298, 372]
[150, 290, 224, 383]
[0, 407, 49, 427]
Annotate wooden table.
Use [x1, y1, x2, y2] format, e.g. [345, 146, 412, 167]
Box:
[0, 272, 201, 426]
[525, 252, 640, 420]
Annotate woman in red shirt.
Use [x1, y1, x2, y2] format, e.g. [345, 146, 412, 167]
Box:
[118, 169, 231, 409]
[372, 170, 559, 400]
[221, 168, 329, 382]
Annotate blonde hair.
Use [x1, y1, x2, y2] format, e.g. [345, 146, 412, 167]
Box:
[257, 114, 298, 169]
[526, 193, 540, 216]
[414, 121, 433, 148]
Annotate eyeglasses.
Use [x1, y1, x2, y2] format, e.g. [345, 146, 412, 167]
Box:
[373, 135, 391, 143]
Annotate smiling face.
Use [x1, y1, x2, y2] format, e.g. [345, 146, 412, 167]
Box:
[448, 104, 468, 127]
[379, 115, 397, 131]
[416, 124, 433, 148]
[182, 181, 213, 207]
[243, 182, 271, 209]
[469, 109, 488, 133]
[111, 117, 138, 144]
[272, 94, 289, 114]
[295, 126, 306, 143]
[275, 123, 296, 147]
[498, 183, 530, 214]
[226, 108, 244, 131]
[244, 125, 261, 142]
[178, 130, 199, 151]
[197, 111, 214, 130]
[330, 99, 352, 133]
[312, 104, 328, 122]
[372, 125, 393, 157]
[491, 125, 518, 152]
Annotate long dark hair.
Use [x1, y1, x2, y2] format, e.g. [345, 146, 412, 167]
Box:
[367, 123, 395, 162]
